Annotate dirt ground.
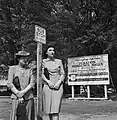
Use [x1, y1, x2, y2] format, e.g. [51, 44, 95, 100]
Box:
[61, 99, 117, 120]
[0, 97, 117, 120]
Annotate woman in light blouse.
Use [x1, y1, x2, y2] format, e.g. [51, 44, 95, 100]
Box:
[7, 50, 35, 120]
[42, 46, 65, 120]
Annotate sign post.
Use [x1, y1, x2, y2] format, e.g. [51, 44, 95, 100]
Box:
[35, 25, 46, 120]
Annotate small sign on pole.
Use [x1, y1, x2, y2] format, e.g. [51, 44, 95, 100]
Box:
[35, 25, 46, 44]
[35, 25, 46, 120]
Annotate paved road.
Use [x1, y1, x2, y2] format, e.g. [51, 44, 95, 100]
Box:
[0, 97, 117, 120]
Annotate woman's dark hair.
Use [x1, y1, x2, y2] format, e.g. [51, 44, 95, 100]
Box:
[42, 45, 55, 59]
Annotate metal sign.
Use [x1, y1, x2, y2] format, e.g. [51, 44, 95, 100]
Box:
[35, 25, 46, 44]
[68, 54, 110, 85]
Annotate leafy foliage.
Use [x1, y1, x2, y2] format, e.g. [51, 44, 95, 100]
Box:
[1, 0, 117, 89]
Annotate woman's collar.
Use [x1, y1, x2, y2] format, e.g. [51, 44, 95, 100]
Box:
[47, 57, 55, 61]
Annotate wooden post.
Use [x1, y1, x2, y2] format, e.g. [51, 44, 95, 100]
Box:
[37, 42, 43, 120]
[104, 85, 107, 99]
[87, 85, 90, 99]
[71, 86, 75, 99]
[35, 25, 46, 120]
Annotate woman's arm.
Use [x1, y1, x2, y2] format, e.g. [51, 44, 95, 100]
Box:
[42, 73, 54, 89]
[42, 60, 54, 89]
[17, 69, 36, 97]
[54, 60, 65, 89]
[7, 66, 19, 95]
[42, 74, 50, 84]
[59, 60, 65, 82]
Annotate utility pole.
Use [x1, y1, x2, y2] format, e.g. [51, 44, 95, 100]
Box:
[37, 42, 42, 120]
[35, 25, 46, 120]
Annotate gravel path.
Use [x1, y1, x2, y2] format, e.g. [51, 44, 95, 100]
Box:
[42, 113, 117, 120]
[0, 97, 117, 120]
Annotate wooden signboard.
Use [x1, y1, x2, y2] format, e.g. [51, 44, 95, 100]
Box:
[68, 54, 110, 100]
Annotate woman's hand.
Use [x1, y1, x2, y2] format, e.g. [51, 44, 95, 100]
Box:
[17, 91, 25, 98]
[18, 98, 24, 104]
[54, 80, 62, 90]
[47, 80, 54, 89]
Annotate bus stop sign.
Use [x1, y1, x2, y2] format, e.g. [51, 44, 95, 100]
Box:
[35, 25, 46, 44]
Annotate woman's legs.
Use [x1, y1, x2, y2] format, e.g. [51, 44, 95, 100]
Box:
[26, 98, 35, 120]
[48, 113, 59, 120]
[53, 113, 59, 120]
[49, 114, 53, 120]
[10, 99, 19, 120]
[51, 113, 59, 120]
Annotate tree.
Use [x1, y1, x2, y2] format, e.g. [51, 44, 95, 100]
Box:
[1, 0, 117, 90]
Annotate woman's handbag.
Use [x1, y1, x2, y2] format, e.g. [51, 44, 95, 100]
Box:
[13, 76, 21, 90]
[44, 68, 50, 80]
[16, 102, 26, 116]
